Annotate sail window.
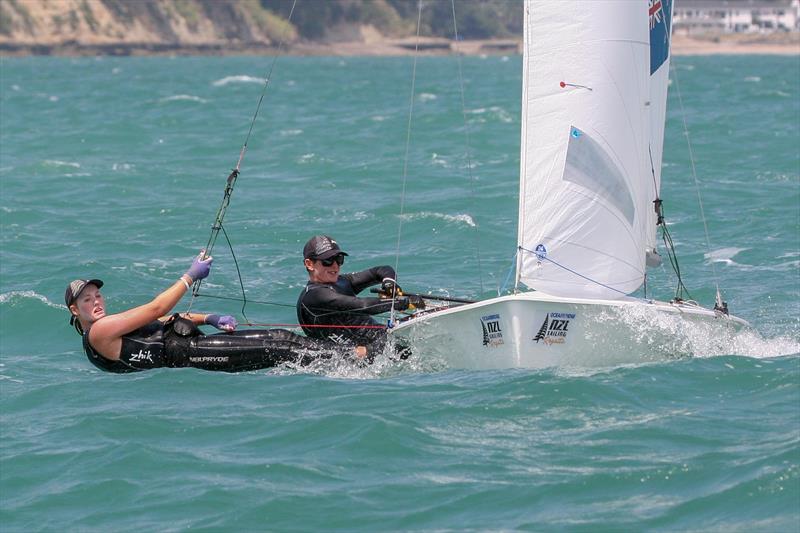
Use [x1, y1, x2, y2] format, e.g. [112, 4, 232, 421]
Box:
[563, 126, 635, 226]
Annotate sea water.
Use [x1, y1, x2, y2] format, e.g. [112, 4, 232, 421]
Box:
[1, 54, 798, 531]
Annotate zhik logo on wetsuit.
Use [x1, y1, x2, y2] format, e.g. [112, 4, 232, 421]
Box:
[129, 349, 154, 363]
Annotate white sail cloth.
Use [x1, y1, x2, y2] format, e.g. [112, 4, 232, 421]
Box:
[516, 0, 659, 299]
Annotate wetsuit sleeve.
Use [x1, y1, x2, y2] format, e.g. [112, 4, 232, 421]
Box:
[345, 266, 396, 294]
[304, 285, 397, 316]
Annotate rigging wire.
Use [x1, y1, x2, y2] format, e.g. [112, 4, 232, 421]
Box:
[648, 146, 692, 301]
[669, 59, 723, 307]
[390, 0, 424, 327]
[449, 0, 485, 295]
[186, 0, 298, 315]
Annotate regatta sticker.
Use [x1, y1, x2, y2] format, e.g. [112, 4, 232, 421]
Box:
[533, 312, 576, 345]
[481, 314, 504, 347]
[534, 244, 547, 261]
[649, 0, 672, 74]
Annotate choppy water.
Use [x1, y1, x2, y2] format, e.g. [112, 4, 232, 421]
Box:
[1, 54, 798, 531]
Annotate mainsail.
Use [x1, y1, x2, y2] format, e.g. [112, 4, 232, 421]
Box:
[516, 0, 657, 299]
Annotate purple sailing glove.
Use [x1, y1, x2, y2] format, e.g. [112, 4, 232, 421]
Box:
[205, 314, 237, 332]
[185, 251, 213, 282]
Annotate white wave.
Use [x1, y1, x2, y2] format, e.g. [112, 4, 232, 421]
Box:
[467, 106, 512, 123]
[0, 290, 65, 310]
[418, 93, 437, 102]
[43, 160, 80, 168]
[726, 329, 800, 358]
[159, 94, 208, 104]
[606, 303, 800, 359]
[400, 211, 476, 227]
[279, 129, 303, 137]
[112, 163, 134, 171]
[431, 153, 449, 168]
[744, 76, 761, 82]
[212, 75, 264, 87]
[705, 247, 747, 265]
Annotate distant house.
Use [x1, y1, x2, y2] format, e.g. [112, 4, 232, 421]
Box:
[673, 0, 800, 34]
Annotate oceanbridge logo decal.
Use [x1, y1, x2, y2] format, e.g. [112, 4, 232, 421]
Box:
[481, 314, 504, 347]
[533, 312, 576, 345]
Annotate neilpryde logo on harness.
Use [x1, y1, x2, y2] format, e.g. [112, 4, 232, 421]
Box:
[189, 356, 230, 363]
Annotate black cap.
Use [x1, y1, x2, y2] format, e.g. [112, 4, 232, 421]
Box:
[303, 235, 349, 261]
[65, 279, 103, 308]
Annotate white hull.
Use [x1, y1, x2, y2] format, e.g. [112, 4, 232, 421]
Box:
[390, 292, 751, 370]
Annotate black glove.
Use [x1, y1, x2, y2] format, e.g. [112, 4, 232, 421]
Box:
[394, 296, 410, 311]
[380, 278, 403, 298]
[408, 295, 426, 310]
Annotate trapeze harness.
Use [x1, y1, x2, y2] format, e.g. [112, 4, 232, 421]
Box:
[82, 315, 325, 373]
[296, 266, 404, 354]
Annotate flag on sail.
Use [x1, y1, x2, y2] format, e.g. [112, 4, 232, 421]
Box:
[650, 0, 672, 74]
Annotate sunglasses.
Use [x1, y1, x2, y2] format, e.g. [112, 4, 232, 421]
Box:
[318, 254, 345, 267]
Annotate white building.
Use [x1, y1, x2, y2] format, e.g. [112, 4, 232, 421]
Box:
[673, 0, 800, 34]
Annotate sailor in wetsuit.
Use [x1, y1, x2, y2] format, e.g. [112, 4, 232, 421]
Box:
[66, 251, 323, 373]
[296, 235, 423, 358]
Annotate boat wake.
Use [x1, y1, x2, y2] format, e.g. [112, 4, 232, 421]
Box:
[597, 302, 799, 360]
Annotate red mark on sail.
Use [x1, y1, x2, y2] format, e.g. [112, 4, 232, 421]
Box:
[560, 81, 592, 91]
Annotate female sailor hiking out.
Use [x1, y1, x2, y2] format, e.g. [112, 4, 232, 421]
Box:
[66, 251, 324, 373]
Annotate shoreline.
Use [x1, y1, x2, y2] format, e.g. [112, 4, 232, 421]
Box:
[1, 35, 798, 58]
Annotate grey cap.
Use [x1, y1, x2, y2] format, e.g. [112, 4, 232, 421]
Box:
[65, 279, 103, 308]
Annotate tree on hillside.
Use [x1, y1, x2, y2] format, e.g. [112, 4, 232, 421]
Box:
[262, 0, 522, 40]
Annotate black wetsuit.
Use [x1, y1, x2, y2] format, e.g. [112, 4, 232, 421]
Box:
[296, 265, 406, 352]
[82, 315, 325, 373]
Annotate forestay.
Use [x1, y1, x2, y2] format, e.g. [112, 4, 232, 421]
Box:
[516, 0, 664, 299]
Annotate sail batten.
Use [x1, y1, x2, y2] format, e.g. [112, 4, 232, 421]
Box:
[516, 0, 665, 300]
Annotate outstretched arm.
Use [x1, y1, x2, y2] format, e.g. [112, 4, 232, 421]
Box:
[89, 252, 213, 358]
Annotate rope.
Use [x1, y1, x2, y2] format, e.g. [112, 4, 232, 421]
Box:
[243, 323, 388, 330]
[195, 291, 404, 319]
[449, 0, 484, 295]
[518, 245, 638, 299]
[670, 59, 721, 303]
[186, 0, 299, 315]
[390, 0, 424, 327]
[658, 202, 693, 301]
[498, 250, 518, 295]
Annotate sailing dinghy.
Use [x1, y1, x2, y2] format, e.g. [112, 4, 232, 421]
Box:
[388, 0, 750, 369]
